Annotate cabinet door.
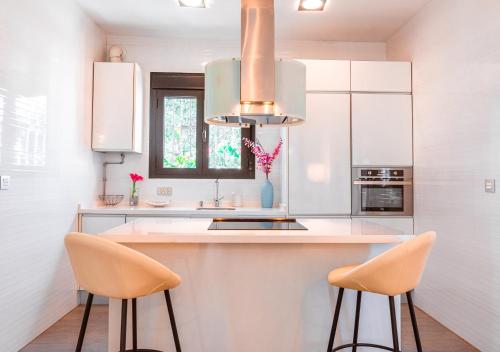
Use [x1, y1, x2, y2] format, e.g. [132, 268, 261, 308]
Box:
[81, 215, 126, 234]
[352, 94, 413, 166]
[92, 62, 135, 151]
[351, 217, 414, 236]
[299, 60, 350, 92]
[351, 61, 411, 93]
[289, 93, 351, 215]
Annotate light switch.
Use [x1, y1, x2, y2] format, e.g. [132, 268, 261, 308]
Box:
[485, 179, 495, 193]
[0, 176, 10, 190]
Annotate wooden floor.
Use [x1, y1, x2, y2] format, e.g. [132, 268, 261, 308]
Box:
[20, 304, 477, 352]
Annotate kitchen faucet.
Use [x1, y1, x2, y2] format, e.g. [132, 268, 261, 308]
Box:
[214, 179, 224, 208]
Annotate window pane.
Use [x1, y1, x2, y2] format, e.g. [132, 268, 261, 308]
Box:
[208, 125, 242, 169]
[163, 97, 197, 169]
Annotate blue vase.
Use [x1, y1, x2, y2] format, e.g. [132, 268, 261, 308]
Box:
[261, 179, 274, 208]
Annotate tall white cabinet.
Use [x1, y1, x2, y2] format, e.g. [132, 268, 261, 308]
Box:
[92, 62, 143, 153]
[289, 60, 351, 216]
[288, 59, 413, 216]
[289, 94, 351, 215]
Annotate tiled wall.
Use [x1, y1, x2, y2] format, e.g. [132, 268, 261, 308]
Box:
[0, 0, 105, 350]
[387, 0, 500, 350]
[104, 35, 387, 207]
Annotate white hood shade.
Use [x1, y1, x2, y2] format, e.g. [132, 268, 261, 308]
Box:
[204, 0, 306, 127]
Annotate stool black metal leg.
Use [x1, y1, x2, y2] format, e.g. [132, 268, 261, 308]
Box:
[132, 298, 138, 351]
[120, 299, 128, 352]
[406, 291, 422, 352]
[164, 290, 182, 352]
[327, 287, 344, 352]
[76, 292, 94, 352]
[388, 296, 399, 352]
[352, 291, 362, 352]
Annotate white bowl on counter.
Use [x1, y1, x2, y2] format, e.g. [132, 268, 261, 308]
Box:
[145, 200, 171, 208]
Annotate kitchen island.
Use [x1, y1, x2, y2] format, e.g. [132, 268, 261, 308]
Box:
[101, 218, 411, 352]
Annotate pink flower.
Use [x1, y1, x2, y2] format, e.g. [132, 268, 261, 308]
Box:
[129, 173, 144, 183]
[243, 138, 283, 179]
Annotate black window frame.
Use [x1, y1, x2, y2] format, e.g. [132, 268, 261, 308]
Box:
[149, 72, 255, 179]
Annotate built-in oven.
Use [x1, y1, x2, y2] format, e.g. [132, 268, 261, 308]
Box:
[352, 167, 413, 217]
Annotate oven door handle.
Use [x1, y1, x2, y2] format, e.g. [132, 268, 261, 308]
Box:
[353, 180, 413, 186]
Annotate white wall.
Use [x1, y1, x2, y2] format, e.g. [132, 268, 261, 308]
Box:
[104, 35, 386, 207]
[387, 1, 500, 350]
[0, 0, 105, 350]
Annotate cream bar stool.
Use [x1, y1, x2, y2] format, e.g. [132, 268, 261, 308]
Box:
[326, 231, 436, 352]
[65, 232, 182, 352]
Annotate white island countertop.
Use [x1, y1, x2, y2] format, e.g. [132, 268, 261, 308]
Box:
[101, 218, 411, 244]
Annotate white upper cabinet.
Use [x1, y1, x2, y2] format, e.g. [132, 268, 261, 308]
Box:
[299, 60, 350, 92]
[92, 62, 143, 153]
[289, 93, 351, 215]
[352, 94, 413, 166]
[351, 61, 411, 93]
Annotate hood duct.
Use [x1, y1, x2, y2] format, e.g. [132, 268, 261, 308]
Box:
[204, 0, 306, 127]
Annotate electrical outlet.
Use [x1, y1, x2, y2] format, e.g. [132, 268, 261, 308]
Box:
[485, 179, 496, 193]
[0, 175, 10, 190]
[157, 186, 173, 196]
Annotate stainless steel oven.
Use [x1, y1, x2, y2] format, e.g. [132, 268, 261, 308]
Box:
[352, 167, 413, 216]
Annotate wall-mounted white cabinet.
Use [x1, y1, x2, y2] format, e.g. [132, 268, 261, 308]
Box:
[289, 93, 351, 215]
[351, 61, 411, 93]
[92, 62, 143, 153]
[299, 60, 350, 92]
[352, 94, 413, 166]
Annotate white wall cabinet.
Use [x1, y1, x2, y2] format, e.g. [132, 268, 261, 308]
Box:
[352, 94, 413, 166]
[92, 62, 143, 153]
[81, 215, 126, 234]
[351, 61, 411, 93]
[289, 93, 351, 215]
[299, 60, 350, 92]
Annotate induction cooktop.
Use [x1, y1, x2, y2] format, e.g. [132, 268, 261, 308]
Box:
[208, 218, 308, 231]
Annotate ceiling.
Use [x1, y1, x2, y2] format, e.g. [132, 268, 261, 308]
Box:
[76, 0, 431, 42]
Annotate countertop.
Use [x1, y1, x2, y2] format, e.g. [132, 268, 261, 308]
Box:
[100, 218, 411, 244]
[79, 204, 287, 218]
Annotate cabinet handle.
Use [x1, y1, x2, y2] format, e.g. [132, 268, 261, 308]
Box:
[202, 127, 207, 143]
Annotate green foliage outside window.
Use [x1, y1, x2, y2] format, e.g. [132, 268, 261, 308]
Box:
[163, 97, 197, 169]
[163, 97, 242, 170]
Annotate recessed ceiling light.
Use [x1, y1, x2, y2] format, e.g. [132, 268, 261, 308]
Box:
[178, 0, 206, 8]
[298, 0, 326, 11]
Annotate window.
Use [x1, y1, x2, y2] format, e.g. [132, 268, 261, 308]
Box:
[149, 73, 255, 179]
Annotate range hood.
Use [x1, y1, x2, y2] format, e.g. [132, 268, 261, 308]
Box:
[204, 0, 306, 127]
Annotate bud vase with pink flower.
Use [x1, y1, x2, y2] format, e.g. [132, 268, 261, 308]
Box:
[129, 173, 144, 206]
[243, 137, 283, 208]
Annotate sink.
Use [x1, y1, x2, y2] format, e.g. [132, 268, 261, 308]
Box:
[196, 207, 236, 211]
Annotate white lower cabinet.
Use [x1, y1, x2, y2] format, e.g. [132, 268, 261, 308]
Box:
[351, 217, 414, 236]
[289, 93, 351, 215]
[81, 215, 126, 234]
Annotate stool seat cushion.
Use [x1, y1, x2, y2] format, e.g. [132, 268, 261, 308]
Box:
[327, 231, 436, 296]
[65, 232, 181, 299]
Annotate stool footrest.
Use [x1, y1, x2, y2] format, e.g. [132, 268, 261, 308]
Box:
[332, 342, 400, 352]
[122, 349, 165, 352]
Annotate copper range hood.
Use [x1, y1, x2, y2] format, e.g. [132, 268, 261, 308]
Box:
[204, 0, 306, 127]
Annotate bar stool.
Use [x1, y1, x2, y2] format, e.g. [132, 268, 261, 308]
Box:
[65, 232, 182, 352]
[326, 231, 436, 352]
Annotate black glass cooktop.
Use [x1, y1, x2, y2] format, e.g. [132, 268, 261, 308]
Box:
[208, 218, 308, 231]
